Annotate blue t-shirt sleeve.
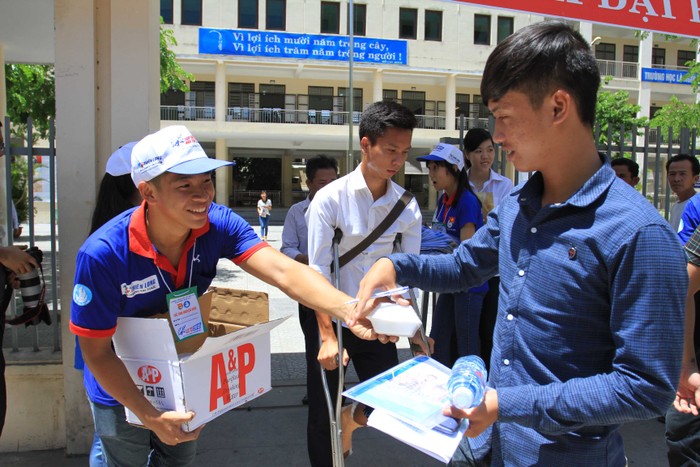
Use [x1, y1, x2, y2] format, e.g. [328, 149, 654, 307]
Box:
[455, 191, 484, 231]
[210, 204, 263, 260]
[678, 199, 700, 244]
[70, 248, 123, 336]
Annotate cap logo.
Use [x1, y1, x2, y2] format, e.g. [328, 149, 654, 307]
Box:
[173, 134, 197, 148]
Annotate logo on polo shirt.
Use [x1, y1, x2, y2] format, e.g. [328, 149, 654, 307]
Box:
[121, 275, 160, 298]
[72, 284, 93, 306]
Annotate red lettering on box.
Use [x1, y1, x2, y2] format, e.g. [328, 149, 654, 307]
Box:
[237, 343, 255, 397]
[209, 352, 232, 411]
[137, 365, 161, 384]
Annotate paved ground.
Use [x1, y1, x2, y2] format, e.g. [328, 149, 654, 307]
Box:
[0, 221, 672, 466]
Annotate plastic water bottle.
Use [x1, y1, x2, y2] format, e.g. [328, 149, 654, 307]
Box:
[447, 355, 488, 409]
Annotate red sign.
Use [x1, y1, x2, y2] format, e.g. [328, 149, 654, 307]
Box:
[447, 1, 700, 38]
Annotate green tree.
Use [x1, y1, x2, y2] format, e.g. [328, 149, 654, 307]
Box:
[4, 64, 55, 140]
[595, 85, 648, 152]
[160, 19, 194, 93]
[649, 96, 700, 137]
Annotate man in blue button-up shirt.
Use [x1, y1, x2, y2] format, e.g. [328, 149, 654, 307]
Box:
[351, 22, 687, 466]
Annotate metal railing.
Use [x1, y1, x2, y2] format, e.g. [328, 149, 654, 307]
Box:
[597, 59, 639, 79]
[3, 117, 60, 361]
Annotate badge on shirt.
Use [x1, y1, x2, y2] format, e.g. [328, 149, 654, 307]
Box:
[167, 286, 206, 341]
[431, 221, 447, 234]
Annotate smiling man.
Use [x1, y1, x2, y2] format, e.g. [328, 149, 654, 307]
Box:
[352, 23, 686, 466]
[70, 125, 380, 466]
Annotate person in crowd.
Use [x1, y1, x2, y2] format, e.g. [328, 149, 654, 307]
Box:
[417, 142, 485, 366]
[463, 128, 514, 371]
[281, 155, 338, 406]
[666, 224, 700, 466]
[0, 246, 39, 437]
[257, 190, 272, 241]
[306, 101, 422, 465]
[667, 153, 699, 237]
[70, 125, 383, 466]
[350, 22, 686, 466]
[610, 156, 640, 188]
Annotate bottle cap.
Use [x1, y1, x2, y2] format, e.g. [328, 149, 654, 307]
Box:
[451, 386, 474, 409]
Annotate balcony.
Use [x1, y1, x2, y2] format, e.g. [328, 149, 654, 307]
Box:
[597, 59, 639, 79]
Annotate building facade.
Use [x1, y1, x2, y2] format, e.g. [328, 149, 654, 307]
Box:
[159, 0, 698, 209]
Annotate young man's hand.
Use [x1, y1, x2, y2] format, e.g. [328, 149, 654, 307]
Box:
[674, 363, 700, 415]
[348, 258, 401, 327]
[317, 336, 349, 371]
[443, 389, 499, 437]
[142, 410, 204, 445]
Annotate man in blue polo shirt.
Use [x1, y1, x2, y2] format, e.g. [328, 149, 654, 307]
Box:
[70, 125, 379, 466]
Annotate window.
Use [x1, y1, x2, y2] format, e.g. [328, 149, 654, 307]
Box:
[239, 0, 258, 29]
[383, 89, 398, 102]
[678, 50, 695, 67]
[496, 16, 513, 44]
[351, 3, 367, 36]
[424, 10, 442, 42]
[652, 47, 666, 66]
[228, 83, 255, 107]
[338, 87, 363, 112]
[161, 0, 173, 24]
[190, 81, 215, 108]
[623, 45, 638, 62]
[181, 0, 202, 26]
[401, 90, 425, 116]
[321, 2, 340, 34]
[456, 94, 470, 117]
[474, 14, 491, 45]
[260, 83, 285, 108]
[308, 86, 334, 111]
[399, 8, 417, 40]
[595, 43, 616, 61]
[472, 95, 489, 118]
[161, 89, 184, 105]
[266, 0, 286, 31]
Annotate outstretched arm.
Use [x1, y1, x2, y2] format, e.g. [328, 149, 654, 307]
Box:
[674, 261, 700, 415]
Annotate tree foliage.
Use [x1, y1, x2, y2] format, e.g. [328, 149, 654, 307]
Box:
[650, 96, 700, 137]
[595, 85, 648, 150]
[4, 64, 55, 139]
[160, 19, 194, 93]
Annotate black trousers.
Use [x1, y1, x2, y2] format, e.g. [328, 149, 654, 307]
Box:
[305, 316, 398, 467]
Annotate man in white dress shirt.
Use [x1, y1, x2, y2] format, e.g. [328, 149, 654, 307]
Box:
[305, 101, 422, 465]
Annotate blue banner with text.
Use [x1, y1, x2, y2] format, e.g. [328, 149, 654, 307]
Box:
[641, 68, 692, 85]
[199, 28, 407, 65]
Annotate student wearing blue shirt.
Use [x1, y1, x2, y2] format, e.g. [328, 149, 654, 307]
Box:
[417, 143, 486, 366]
[352, 23, 686, 466]
[70, 125, 381, 467]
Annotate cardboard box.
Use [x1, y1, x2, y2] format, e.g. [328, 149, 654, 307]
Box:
[112, 287, 289, 432]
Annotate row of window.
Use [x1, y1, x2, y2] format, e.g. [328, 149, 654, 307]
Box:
[161, 82, 489, 117]
[161, 0, 513, 45]
[595, 43, 695, 68]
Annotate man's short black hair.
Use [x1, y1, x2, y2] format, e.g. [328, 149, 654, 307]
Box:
[359, 101, 417, 145]
[306, 155, 338, 181]
[666, 153, 700, 176]
[481, 21, 600, 127]
[610, 157, 640, 179]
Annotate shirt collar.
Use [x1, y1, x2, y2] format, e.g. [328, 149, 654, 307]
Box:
[513, 153, 612, 209]
[128, 201, 211, 261]
[348, 165, 402, 205]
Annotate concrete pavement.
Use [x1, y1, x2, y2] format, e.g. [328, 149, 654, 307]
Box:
[0, 223, 671, 466]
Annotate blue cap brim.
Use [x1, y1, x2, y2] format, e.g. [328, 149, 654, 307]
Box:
[416, 154, 445, 163]
[168, 158, 235, 175]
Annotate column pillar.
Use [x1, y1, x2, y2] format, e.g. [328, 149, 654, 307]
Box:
[281, 150, 293, 207]
[638, 32, 653, 119]
[445, 74, 456, 132]
[372, 69, 383, 104]
[215, 60, 226, 122]
[215, 138, 231, 205]
[0, 44, 7, 244]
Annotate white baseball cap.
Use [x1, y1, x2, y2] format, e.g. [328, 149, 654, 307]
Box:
[416, 143, 465, 172]
[106, 142, 137, 176]
[130, 125, 233, 185]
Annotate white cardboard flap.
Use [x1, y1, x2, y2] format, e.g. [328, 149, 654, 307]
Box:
[191, 315, 290, 359]
[113, 317, 179, 360]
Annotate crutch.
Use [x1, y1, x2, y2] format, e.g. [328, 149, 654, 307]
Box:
[393, 233, 431, 357]
[320, 228, 345, 467]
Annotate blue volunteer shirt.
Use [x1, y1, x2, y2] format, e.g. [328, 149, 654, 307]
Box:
[389, 157, 686, 466]
[70, 202, 266, 406]
[677, 192, 700, 244]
